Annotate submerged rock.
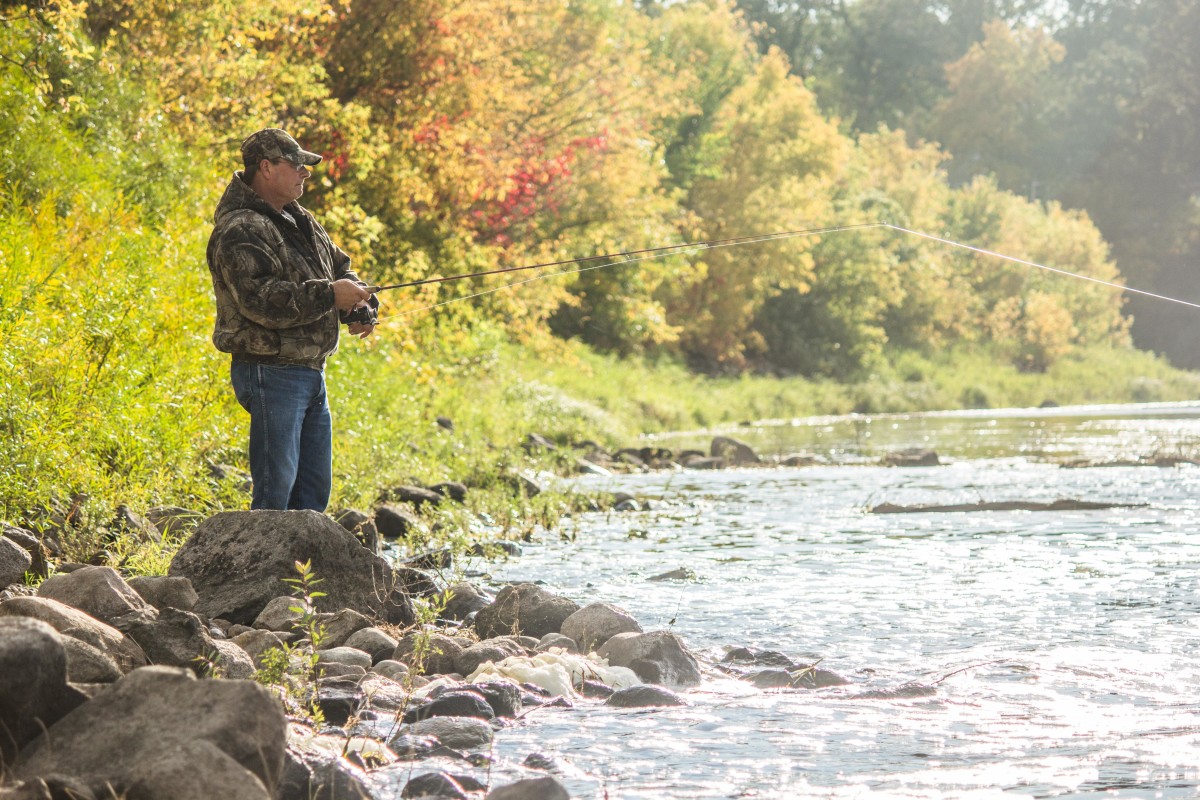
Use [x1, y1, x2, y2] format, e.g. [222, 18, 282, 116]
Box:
[605, 684, 687, 708]
[710, 436, 761, 465]
[487, 776, 571, 800]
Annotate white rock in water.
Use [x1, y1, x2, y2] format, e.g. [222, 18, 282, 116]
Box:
[466, 648, 639, 696]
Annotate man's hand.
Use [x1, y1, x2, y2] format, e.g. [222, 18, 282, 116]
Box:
[347, 322, 375, 339]
[332, 278, 372, 313]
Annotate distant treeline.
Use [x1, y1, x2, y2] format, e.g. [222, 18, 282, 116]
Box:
[734, 0, 1200, 367]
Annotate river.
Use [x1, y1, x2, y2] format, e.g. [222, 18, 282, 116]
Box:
[383, 402, 1200, 798]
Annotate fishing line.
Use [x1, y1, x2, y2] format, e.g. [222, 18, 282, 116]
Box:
[367, 221, 1200, 325]
[880, 224, 1200, 311]
[373, 223, 877, 324]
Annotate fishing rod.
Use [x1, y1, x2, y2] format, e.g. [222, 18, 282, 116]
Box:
[364, 222, 883, 294]
[363, 221, 1200, 325]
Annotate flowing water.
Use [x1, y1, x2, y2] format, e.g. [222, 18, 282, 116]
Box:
[375, 402, 1200, 798]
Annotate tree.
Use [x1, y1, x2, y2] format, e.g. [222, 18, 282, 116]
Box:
[932, 20, 1066, 195]
[663, 48, 847, 369]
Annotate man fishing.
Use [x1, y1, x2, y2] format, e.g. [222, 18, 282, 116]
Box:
[206, 128, 378, 512]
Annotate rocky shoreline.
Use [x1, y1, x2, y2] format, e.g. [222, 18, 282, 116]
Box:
[0, 434, 897, 800]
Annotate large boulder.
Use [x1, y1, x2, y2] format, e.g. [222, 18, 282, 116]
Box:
[15, 666, 288, 797]
[0, 618, 88, 769]
[473, 584, 579, 640]
[596, 631, 702, 688]
[168, 510, 414, 626]
[0, 596, 148, 675]
[36, 566, 156, 629]
[560, 602, 642, 653]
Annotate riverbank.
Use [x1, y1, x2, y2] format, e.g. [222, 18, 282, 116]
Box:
[6, 405, 1199, 797]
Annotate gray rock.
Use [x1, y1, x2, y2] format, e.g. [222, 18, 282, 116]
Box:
[370, 660, 410, 682]
[357, 673, 411, 712]
[123, 607, 217, 672]
[333, 508, 380, 555]
[0, 596, 148, 674]
[402, 771, 469, 799]
[606, 684, 687, 707]
[126, 575, 199, 611]
[37, 566, 156, 629]
[124, 738, 272, 800]
[314, 608, 374, 649]
[473, 583, 580, 640]
[317, 646, 373, 670]
[254, 595, 304, 632]
[428, 482, 467, 503]
[596, 631, 702, 688]
[441, 582, 490, 621]
[559, 602, 642, 653]
[535, 632, 580, 654]
[2, 525, 49, 579]
[397, 717, 493, 750]
[470, 680, 522, 718]
[15, 667, 287, 798]
[454, 639, 523, 676]
[374, 504, 423, 540]
[314, 680, 365, 725]
[487, 776, 570, 800]
[280, 737, 374, 800]
[0, 617, 88, 767]
[344, 627, 399, 664]
[167, 510, 413, 626]
[882, 448, 941, 467]
[710, 435, 761, 465]
[380, 485, 444, 510]
[0, 536, 32, 589]
[647, 567, 698, 582]
[317, 662, 368, 680]
[681, 455, 726, 469]
[393, 633, 468, 675]
[403, 690, 494, 723]
[211, 639, 257, 679]
[232, 629, 295, 667]
[60, 636, 124, 683]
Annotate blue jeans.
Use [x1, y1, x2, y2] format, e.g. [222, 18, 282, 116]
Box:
[230, 362, 332, 511]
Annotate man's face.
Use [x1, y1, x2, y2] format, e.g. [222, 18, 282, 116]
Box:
[261, 157, 310, 206]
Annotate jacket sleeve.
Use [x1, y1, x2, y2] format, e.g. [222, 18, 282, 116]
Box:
[214, 231, 335, 330]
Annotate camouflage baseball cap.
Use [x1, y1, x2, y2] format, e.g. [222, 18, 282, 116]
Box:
[240, 128, 322, 168]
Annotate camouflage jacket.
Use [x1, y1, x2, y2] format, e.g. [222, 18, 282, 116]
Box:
[206, 174, 366, 369]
